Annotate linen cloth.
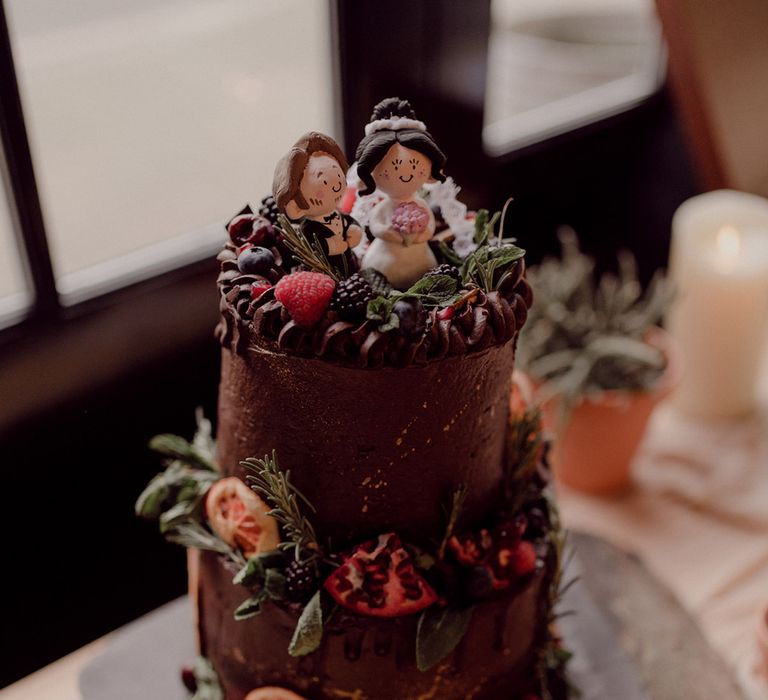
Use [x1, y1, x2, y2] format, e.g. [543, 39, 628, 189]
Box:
[558, 353, 768, 698]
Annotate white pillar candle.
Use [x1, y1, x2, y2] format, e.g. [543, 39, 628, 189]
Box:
[667, 190, 768, 418]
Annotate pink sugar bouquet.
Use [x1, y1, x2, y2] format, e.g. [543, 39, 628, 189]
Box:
[391, 201, 429, 236]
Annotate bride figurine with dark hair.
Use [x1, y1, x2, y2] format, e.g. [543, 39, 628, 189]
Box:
[272, 131, 363, 276]
[356, 98, 447, 289]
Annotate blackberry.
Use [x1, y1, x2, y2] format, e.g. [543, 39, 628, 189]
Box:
[285, 559, 318, 603]
[330, 273, 376, 321]
[259, 194, 280, 227]
[424, 263, 461, 283]
[359, 268, 392, 297]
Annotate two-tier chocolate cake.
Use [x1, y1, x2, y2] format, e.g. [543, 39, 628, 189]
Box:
[137, 98, 571, 700]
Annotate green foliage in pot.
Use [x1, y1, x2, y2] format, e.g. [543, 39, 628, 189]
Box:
[517, 229, 674, 420]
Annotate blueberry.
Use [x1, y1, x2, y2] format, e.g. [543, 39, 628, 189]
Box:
[237, 246, 275, 276]
[392, 298, 426, 340]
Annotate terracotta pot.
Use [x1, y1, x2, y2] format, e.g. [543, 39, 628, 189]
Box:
[536, 327, 680, 494]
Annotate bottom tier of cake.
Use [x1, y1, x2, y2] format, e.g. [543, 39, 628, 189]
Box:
[194, 550, 564, 700]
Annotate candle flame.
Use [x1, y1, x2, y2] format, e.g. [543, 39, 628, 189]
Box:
[716, 225, 741, 272]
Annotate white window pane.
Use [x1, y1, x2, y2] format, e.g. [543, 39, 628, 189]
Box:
[0, 189, 30, 325]
[484, 0, 665, 155]
[6, 0, 334, 303]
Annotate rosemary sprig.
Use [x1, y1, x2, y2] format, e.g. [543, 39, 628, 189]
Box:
[504, 406, 544, 511]
[276, 214, 341, 281]
[242, 451, 321, 561]
[438, 485, 467, 559]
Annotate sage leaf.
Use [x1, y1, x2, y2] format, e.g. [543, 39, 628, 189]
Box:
[416, 605, 474, 671]
[264, 569, 287, 600]
[158, 499, 196, 533]
[134, 474, 169, 519]
[190, 656, 224, 700]
[234, 591, 267, 620]
[233, 551, 285, 588]
[288, 591, 323, 657]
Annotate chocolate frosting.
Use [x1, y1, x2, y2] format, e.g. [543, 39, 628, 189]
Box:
[216, 341, 516, 546]
[214, 244, 532, 369]
[197, 551, 549, 700]
[197, 240, 562, 699]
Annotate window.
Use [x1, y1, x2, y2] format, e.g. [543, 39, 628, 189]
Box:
[483, 0, 665, 155]
[0, 189, 28, 325]
[3, 0, 333, 312]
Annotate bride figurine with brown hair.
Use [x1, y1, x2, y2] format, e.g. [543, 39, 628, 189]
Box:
[356, 98, 447, 289]
[273, 132, 363, 276]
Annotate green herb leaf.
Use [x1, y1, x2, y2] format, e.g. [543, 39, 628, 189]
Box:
[190, 656, 224, 700]
[134, 473, 169, 519]
[288, 591, 324, 657]
[149, 433, 216, 471]
[437, 241, 464, 267]
[473, 209, 489, 246]
[416, 604, 474, 671]
[366, 296, 400, 333]
[406, 274, 458, 300]
[158, 499, 197, 533]
[234, 591, 268, 620]
[165, 522, 232, 556]
[366, 296, 394, 321]
[487, 243, 525, 267]
[264, 568, 287, 600]
[232, 551, 285, 588]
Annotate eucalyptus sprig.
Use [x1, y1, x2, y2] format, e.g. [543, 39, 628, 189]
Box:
[242, 451, 321, 561]
[276, 214, 342, 281]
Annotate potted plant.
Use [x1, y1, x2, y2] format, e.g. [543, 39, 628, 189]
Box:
[517, 229, 678, 493]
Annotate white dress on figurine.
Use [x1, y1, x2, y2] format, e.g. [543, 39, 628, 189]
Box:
[363, 194, 437, 290]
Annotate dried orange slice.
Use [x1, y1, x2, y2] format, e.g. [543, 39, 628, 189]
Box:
[205, 477, 279, 557]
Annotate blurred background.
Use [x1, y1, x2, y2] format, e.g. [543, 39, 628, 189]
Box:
[0, 0, 765, 690]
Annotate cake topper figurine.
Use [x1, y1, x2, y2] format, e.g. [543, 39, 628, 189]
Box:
[356, 98, 447, 289]
[272, 132, 363, 276]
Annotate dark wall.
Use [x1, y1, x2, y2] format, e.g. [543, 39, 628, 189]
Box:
[0, 338, 219, 688]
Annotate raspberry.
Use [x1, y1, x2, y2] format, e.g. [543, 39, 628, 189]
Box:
[259, 194, 280, 227]
[251, 283, 272, 300]
[330, 273, 376, 321]
[510, 541, 537, 576]
[285, 559, 318, 603]
[424, 264, 461, 283]
[274, 272, 336, 328]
